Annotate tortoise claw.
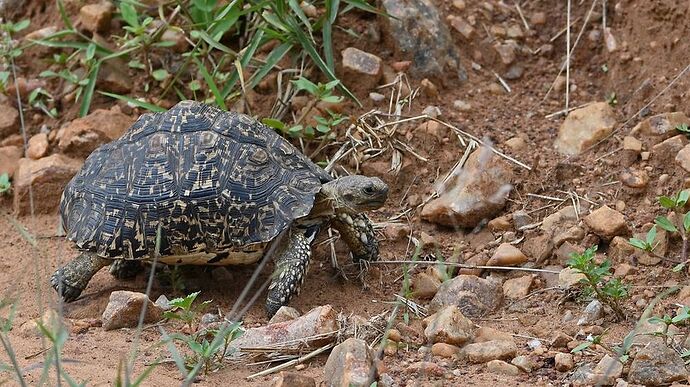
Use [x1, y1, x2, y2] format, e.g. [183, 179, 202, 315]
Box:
[50, 270, 84, 302]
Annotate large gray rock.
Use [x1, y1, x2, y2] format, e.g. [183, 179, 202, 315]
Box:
[429, 275, 503, 317]
[380, 0, 467, 82]
[421, 146, 513, 228]
[324, 338, 376, 387]
[629, 341, 688, 385]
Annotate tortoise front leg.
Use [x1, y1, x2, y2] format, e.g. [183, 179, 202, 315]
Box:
[266, 230, 312, 317]
[51, 252, 111, 302]
[109, 259, 143, 279]
[331, 213, 379, 262]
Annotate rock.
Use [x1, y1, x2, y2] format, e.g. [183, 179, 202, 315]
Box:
[623, 136, 643, 152]
[487, 215, 512, 232]
[493, 42, 516, 65]
[554, 241, 580, 265]
[323, 338, 375, 387]
[631, 111, 690, 142]
[522, 234, 553, 263]
[511, 355, 533, 373]
[26, 133, 48, 160]
[421, 105, 441, 118]
[228, 305, 337, 355]
[412, 271, 441, 299]
[553, 226, 586, 247]
[380, 0, 467, 81]
[341, 47, 383, 92]
[577, 299, 603, 325]
[423, 305, 474, 346]
[13, 154, 83, 215]
[620, 168, 649, 188]
[487, 243, 528, 266]
[453, 99, 472, 112]
[558, 267, 586, 288]
[404, 361, 445, 376]
[19, 309, 66, 338]
[461, 340, 518, 363]
[57, 108, 134, 158]
[101, 291, 163, 330]
[586, 354, 623, 385]
[97, 59, 132, 94]
[652, 134, 688, 165]
[421, 146, 513, 228]
[420, 78, 438, 98]
[272, 372, 316, 387]
[154, 294, 171, 310]
[550, 332, 572, 348]
[383, 224, 409, 241]
[452, 0, 465, 10]
[268, 306, 301, 324]
[161, 27, 188, 53]
[487, 359, 520, 376]
[448, 15, 474, 39]
[431, 342, 460, 358]
[474, 327, 514, 344]
[1, 134, 22, 147]
[369, 92, 385, 103]
[0, 145, 22, 178]
[628, 341, 687, 385]
[554, 102, 617, 156]
[430, 275, 503, 317]
[506, 25, 523, 39]
[530, 12, 546, 25]
[79, 1, 114, 33]
[0, 103, 19, 139]
[676, 144, 690, 172]
[502, 275, 534, 299]
[554, 352, 574, 372]
[584, 205, 628, 240]
[603, 27, 617, 52]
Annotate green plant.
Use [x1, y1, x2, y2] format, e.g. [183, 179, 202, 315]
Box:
[567, 245, 628, 319]
[161, 292, 243, 377]
[677, 123, 690, 134]
[263, 77, 347, 140]
[163, 291, 211, 332]
[647, 306, 690, 343]
[0, 173, 10, 195]
[606, 92, 617, 106]
[630, 189, 690, 271]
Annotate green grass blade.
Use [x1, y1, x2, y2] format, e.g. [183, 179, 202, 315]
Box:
[285, 15, 359, 105]
[190, 30, 236, 54]
[98, 91, 166, 112]
[220, 29, 266, 99]
[56, 0, 74, 30]
[132, 361, 160, 386]
[322, 0, 340, 72]
[78, 61, 100, 117]
[248, 42, 292, 89]
[159, 328, 189, 378]
[193, 57, 227, 110]
[288, 0, 313, 33]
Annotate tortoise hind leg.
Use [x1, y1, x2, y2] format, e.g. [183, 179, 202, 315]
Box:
[51, 252, 111, 302]
[331, 213, 378, 262]
[109, 259, 143, 279]
[266, 229, 313, 317]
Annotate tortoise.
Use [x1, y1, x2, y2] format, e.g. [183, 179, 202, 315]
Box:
[50, 100, 388, 316]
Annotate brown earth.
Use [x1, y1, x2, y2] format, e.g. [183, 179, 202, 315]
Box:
[3, 0, 690, 386]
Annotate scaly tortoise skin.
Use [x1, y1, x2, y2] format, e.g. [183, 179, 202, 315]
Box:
[51, 100, 388, 316]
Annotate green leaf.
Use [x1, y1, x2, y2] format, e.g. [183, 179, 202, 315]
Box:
[12, 19, 30, 32]
[78, 61, 100, 117]
[646, 225, 658, 246]
[120, 2, 140, 28]
[192, 0, 217, 13]
[684, 212, 690, 234]
[654, 217, 677, 233]
[292, 77, 319, 95]
[316, 124, 330, 133]
[660, 196, 676, 209]
[680, 190, 690, 207]
[85, 42, 96, 61]
[0, 173, 10, 194]
[672, 307, 690, 324]
[673, 262, 686, 272]
[190, 30, 235, 54]
[628, 238, 647, 250]
[56, 0, 74, 30]
[128, 59, 145, 69]
[98, 91, 166, 112]
[320, 95, 343, 103]
[247, 42, 292, 90]
[192, 57, 226, 110]
[571, 341, 592, 353]
[261, 118, 285, 130]
[152, 69, 169, 81]
[188, 80, 202, 91]
[322, 0, 339, 72]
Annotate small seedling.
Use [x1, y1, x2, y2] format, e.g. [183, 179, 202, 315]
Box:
[567, 245, 628, 319]
[163, 291, 211, 332]
[630, 189, 690, 271]
[676, 123, 690, 134]
[0, 173, 10, 195]
[606, 92, 618, 106]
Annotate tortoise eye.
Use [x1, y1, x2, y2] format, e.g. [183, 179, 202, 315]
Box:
[363, 185, 375, 195]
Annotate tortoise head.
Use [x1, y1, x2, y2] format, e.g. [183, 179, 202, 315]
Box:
[318, 175, 388, 214]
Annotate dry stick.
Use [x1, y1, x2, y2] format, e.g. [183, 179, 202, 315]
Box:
[565, 0, 572, 112]
[542, 0, 598, 103]
[549, 16, 580, 43]
[514, 1, 530, 31]
[245, 343, 334, 379]
[368, 260, 561, 274]
[544, 101, 593, 119]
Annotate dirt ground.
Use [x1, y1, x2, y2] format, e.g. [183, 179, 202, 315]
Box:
[3, 0, 690, 386]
